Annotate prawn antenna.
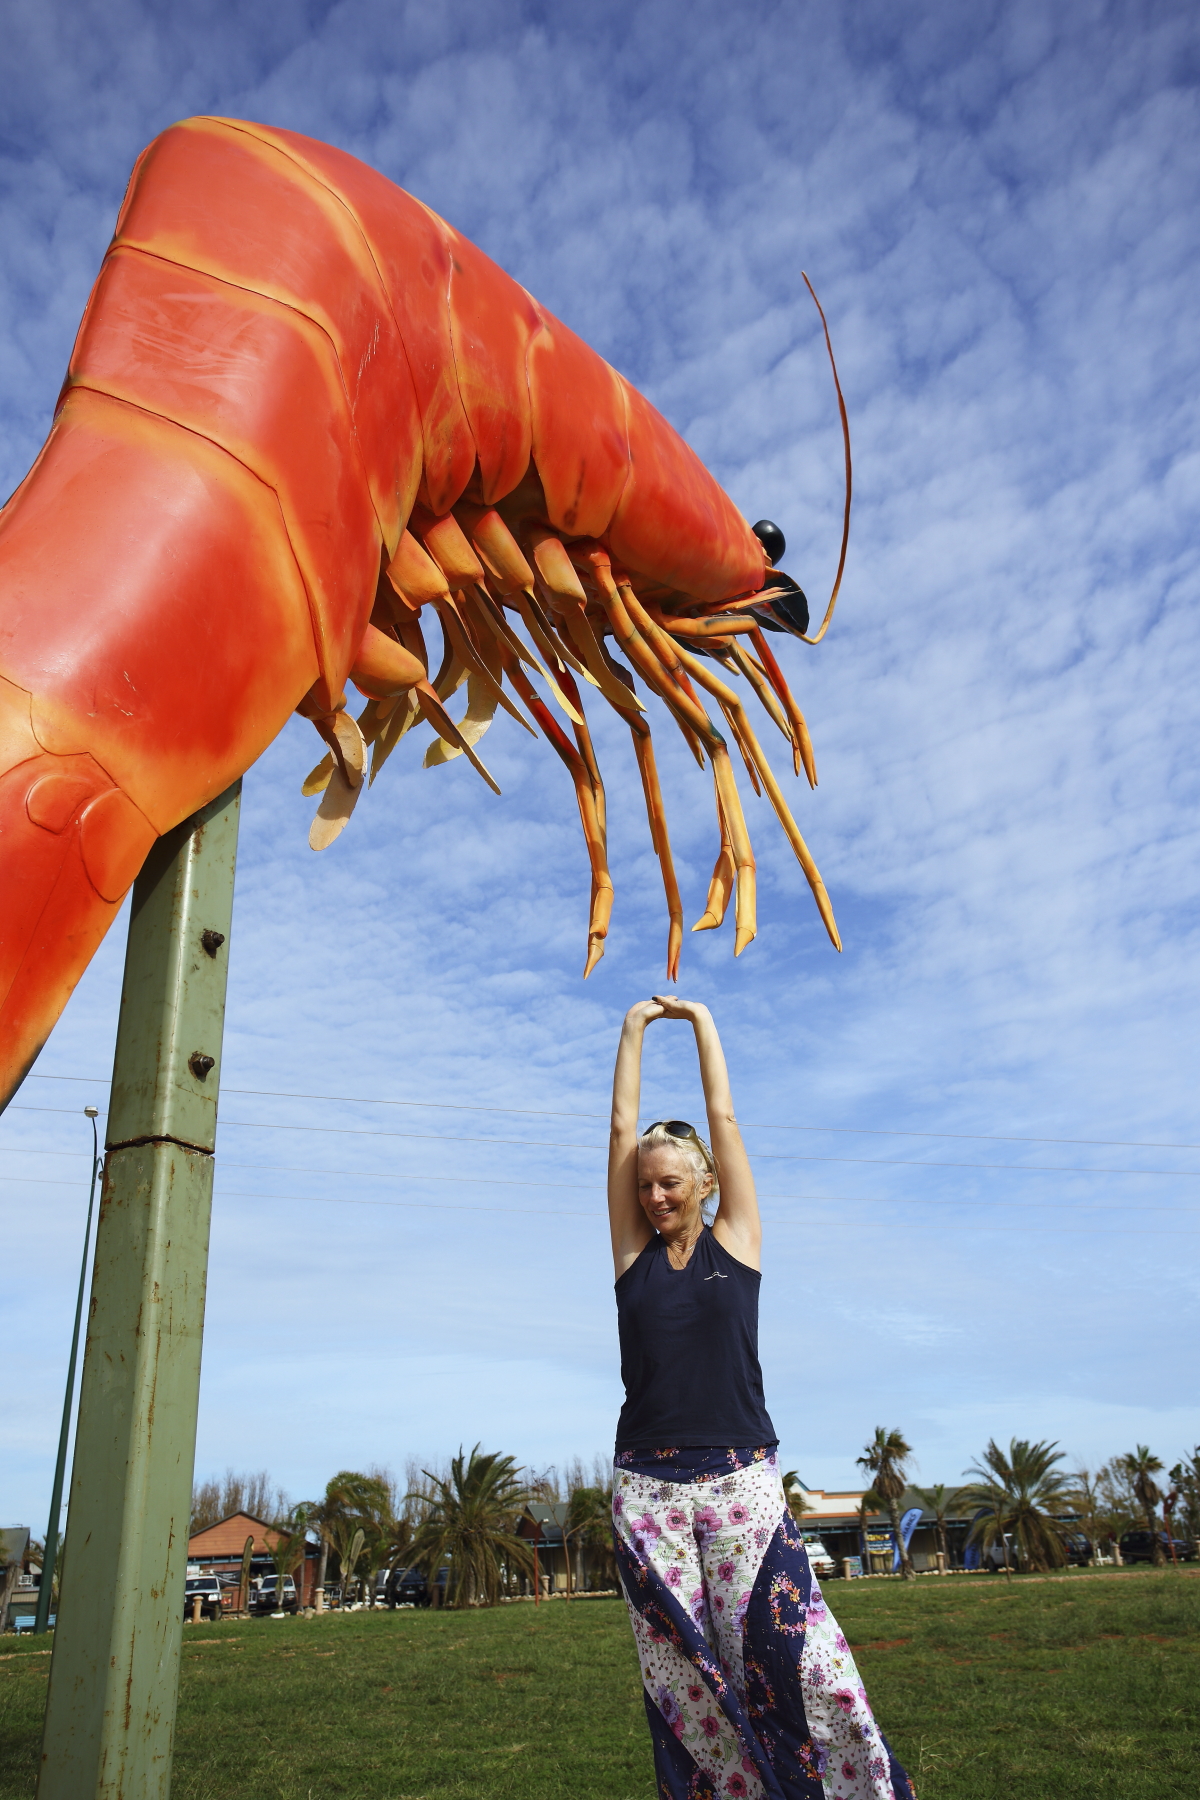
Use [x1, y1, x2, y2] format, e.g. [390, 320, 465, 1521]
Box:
[799, 271, 852, 646]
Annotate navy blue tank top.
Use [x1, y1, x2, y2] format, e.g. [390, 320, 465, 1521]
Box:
[614, 1227, 777, 1450]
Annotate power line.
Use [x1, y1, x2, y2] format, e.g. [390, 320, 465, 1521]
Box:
[4, 1169, 1199, 1219]
[7, 1104, 1200, 1179]
[7, 1145, 1200, 1215]
[19, 1070, 1200, 1155]
[14, 1148, 1200, 1209]
[102, 1184, 1200, 1236]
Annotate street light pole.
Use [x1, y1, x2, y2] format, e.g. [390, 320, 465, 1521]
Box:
[32, 1108, 102, 1636]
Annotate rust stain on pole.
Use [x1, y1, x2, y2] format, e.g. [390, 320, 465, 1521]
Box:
[38, 783, 241, 1800]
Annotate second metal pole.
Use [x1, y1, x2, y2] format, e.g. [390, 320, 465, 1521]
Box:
[37, 782, 241, 1800]
[32, 1108, 101, 1636]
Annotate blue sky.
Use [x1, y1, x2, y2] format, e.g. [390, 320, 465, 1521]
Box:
[3, 0, 1199, 1527]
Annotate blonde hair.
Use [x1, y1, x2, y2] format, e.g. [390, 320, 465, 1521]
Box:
[637, 1124, 718, 1225]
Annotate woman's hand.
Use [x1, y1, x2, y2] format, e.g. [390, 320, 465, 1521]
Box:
[649, 996, 711, 1025]
[623, 999, 665, 1029]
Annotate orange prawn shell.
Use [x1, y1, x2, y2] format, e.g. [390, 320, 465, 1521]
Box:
[0, 115, 779, 1107]
[114, 118, 766, 615]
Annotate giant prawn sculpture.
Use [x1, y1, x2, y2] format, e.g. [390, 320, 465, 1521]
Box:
[0, 117, 851, 1109]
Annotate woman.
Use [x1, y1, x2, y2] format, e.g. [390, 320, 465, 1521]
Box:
[609, 997, 915, 1800]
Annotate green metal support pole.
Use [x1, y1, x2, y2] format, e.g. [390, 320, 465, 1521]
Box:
[37, 782, 241, 1800]
[32, 1108, 102, 1636]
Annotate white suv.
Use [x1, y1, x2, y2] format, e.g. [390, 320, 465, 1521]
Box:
[183, 1576, 223, 1620]
[253, 1575, 298, 1613]
[799, 1534, 836, 1578]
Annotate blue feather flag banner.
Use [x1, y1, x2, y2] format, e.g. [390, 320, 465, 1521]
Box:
[892, 1507, 923, 1571]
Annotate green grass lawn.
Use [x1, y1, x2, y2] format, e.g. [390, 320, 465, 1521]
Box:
[2, 1569, 1197, 1798]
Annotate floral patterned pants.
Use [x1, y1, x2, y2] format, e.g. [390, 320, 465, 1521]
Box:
[612, 1450, 915, 1800]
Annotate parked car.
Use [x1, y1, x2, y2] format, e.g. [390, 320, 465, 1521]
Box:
[183, 1576, 223, 1621]
[1119, 1529, 1193, 1564]
[386, 1566, 432, 1608]
[799, 1535, 836, 1579]
[1061, 1532, 1093, 1567]
[252, 1575, 298, 1613]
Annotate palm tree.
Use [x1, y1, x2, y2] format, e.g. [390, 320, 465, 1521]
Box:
[1118, 1446, 1165, 1566]
[375, 1515, 416, 1605]
[959, 1439, 1072, 1573]
[564, 1485, 616, 1592]
[1168, 1447, 1200, 1551]
[345, 1472, 413, 1606]
[266, 1507, 312, 1610]
[857, 1486, 884, 1570]
[1064, 1468, 1105, 1563]
[914, 1484, 958, 1569]
[306, 1470, 392, 1605]
[857, 1428, 915, 1579]
[782, 1472, 812, 1526]
[1096, 1457, 1142, 1540]
[406, 1445, 533, 1608]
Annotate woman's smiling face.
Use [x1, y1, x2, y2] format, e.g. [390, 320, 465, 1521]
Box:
[637, 1142, 711, 1237]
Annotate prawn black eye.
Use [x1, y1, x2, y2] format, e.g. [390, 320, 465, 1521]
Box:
[750, 570, 810, 637]
[765, 574, 810, 636]
[752, 519, 786, 564]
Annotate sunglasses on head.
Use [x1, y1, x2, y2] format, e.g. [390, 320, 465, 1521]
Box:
[645, 1119, 699, 1141]
[644, 1121, 715, 1170]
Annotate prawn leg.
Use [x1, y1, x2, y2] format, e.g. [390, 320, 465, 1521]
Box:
[666, 633, 840, 952]
[750, 626, 817, 787]
[434, 595, 536, 735]
[466, 585, 585, 727]
[727, 639, 795, 752]
[590, 559, 757, 953]
[499, 645, 613, 976]
[631, 726, 684, 980]
[693, 777, 736, 935]
[551, 616, 682, 979]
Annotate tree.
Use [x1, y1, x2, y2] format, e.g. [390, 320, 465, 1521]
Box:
[525, 1466, 562, 1505]
[304, 1493, 334, 1604]
[1118, 1446, 1165, 1566]
[302, 1470, 392, 1606]
[406, 1445, 533, 1608]
[350, 1469, 413, 1606]
[1168, 1447, 1200, 1550]
[959, 1439, 1072, 1573]
[1065, 1468, 1108, 1562]
[914, 1484, 958, 1568]
[1096, 1457, 1142, 1540]
[857, 1428, 915, 1580]
[337, 1528, 365, 1605]
[191, 1469, 286, 1535]
[782, 1472, 812, 1526]
[266, 1507, 312, 1611]
[859, 1483, 888, 1569]
[564, 1485, 616, 1591]
[371, 1509, 416, 1607]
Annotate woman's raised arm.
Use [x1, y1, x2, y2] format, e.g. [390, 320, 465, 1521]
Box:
[652, 997, 761, 1270]
[608, 1000, 660, 1275]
